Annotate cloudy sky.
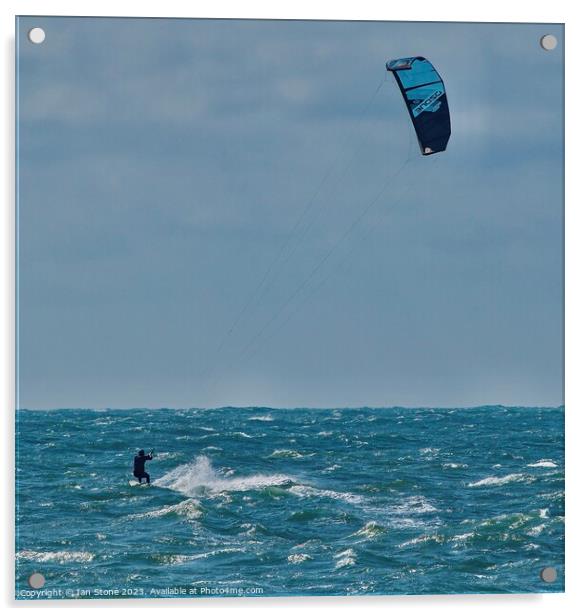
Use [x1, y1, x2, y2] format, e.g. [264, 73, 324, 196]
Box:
[16, 17, 563, 409]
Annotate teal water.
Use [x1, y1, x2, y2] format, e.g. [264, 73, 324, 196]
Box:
[16, 406, 564, 598]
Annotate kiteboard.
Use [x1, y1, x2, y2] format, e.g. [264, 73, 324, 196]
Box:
[128, 480, 151, 487]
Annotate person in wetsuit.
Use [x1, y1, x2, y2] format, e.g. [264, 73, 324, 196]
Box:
[133, 449, 153, 484]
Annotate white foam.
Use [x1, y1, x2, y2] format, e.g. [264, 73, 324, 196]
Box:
[249, 415, 273, 422]
[334, 548, 356, 569]
[288, 553, 312, 564]
[387, 517, 431, 530]
[154, 451, 181, 461]
[156, 547, 246, 564]
[539, 490, 564, 501]
[450, 532, 474, 544]
[352, 521, 385, 540]
[93, 417, 117, 427]
[398, 534, 443, 548]
[270, 449, 304, 459]
[527, 459, 558, 468]
[155, 554, 195, 565]
[154, 456, 293, 497]
[17, 550, 94, 564]
[127, 499, 203, 521]
[527, 523, 547, 537]
[467, 473, 529, 488]
[478, 512, 531, 529]
[184, 547, 246, 561]
[289, 485, 362, 504]
[389, 496, 438, 514]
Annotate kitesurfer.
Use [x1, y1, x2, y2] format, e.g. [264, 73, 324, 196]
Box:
[133, 449, 153, 484]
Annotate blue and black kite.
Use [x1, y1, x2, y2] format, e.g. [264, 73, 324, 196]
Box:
[386, 56, 451, 155]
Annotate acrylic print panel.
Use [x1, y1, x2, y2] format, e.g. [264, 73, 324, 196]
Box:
[15, 17, 564, 599]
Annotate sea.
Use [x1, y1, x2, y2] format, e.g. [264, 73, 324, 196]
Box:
[15, 406, 564, 599]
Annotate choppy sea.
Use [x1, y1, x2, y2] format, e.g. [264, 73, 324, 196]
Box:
[15, 406, 564, 599]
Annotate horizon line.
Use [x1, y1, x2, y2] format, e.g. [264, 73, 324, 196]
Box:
[16, 403, 565, 412]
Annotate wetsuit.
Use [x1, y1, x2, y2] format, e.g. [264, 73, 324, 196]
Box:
[133, 453, 152, 483]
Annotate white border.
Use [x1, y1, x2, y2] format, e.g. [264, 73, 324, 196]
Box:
[2, 1, 586, 614]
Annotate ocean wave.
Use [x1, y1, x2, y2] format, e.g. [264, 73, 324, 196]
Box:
[449, 532, 475, 545]
[352, 521, 386, 540]
[154, 451, 181, 461]
[467, 473, 531, 488]
[152, 553, 196, 565]
[239, 522, 270, 537]
[359, 496, 439, 530]
[152, 548, 245, 564]
[127, 499, 202, 521]
[527, 459, 558, 468]
[288, 553, 312, 564]
[270, 449, 314, 459]
[538, 490, 565, 501]
[526, 524, 547, 537]
[289, 485, 362, 504]
[387, 518, 432, 530]
[92, 418, 115, 427]
[191, 547, 247, 560]
[17, 550, 94, 564]
[398, 531, 476, 549]
[154, 456, 293, 497]
[419, 447, 440, 457]
[190, 547, 247, 560]
[389, 496, 438, 515]
[398, 534, 443, 548]
[334, 548, 356, 569]
[457, 510, 561, 544]
[270, 449, 305, 459]
[477, 512, 533, 529]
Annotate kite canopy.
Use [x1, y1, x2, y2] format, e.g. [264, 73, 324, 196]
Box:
[386, 56, 451, 155]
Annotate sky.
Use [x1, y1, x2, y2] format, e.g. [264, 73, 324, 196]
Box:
[16, 17, 564, 409]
